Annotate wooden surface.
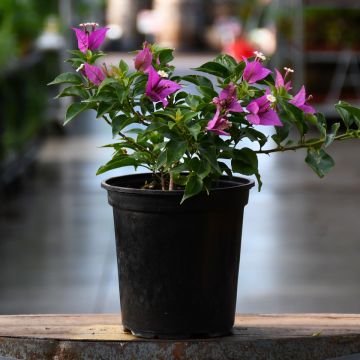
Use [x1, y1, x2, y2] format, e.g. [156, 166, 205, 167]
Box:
[1, 314, 360, 359]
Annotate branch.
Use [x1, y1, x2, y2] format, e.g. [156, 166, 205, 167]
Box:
[255, 132, 358, 155]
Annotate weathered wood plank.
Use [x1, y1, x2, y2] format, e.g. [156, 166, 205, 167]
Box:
[0, 314, 360, 359]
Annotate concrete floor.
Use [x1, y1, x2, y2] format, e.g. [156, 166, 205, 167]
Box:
[1, 54, 360, 315]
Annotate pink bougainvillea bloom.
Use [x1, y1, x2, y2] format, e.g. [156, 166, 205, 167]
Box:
[145, 66, 181, 107]
[134, 46, 152, 72]
[213, 83, 243, 113]
[72, 23, 109, 53]
[246, 94, 282, 126]
[84, 63, 105, 85]
[206, 109, 231, 136]
[275, 69, 292, 91]
[242, 58, 271, 84]
[289, 85, 316, 115]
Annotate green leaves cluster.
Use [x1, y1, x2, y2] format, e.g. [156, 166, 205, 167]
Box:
[263, 100, 360, 178]
[49, 45, 360, 202]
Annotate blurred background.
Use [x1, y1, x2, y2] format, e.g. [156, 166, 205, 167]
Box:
[1, 0, 360, 315]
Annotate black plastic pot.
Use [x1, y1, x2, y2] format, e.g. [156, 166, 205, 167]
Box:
[102, 173, 254, 339]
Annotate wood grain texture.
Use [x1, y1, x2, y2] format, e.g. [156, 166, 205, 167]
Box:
[1, 314, 360, 359]
[0, 314, 360, 340]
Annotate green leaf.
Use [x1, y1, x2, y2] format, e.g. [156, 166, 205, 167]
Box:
[111, 115, 137, 136]
[189, 157, 211, 179]
[185, 94, 201, 111]
[65, 102, 89, 125]
[166, 140, 187, 164]
[336, 104, 352, 129]
[119, 59, 129, 73]
[100, 143, 125, 151]
[55, 85, 88, 99]
[172, 172, 188, 186]
[337, 101, 360, 118]
[171, 162, 188, 174]
[214, 54, 237, 71]
[219, 161, 232, 178]
[182, 111, 199, 123]
[168, 121, 176, 130]
[84, 93, 117, 103]
[233, 61, 246, 78]
[305, 148, 335, 178]
[181, 174, 203, 203]
[132, 76, 147, 97]
[283, 102, 307, 136]
[67, 50, 87, 58]
[156, 150, 167, 169]
[116, 87, 128, 104]
[188, 123, 202, 140]
[97, 77, 119, 93]
[197, 85, 218, 99]
[201, 146, 222, 174]
[231, 147, 262, 191]
[255, 172, 263, 191]
[175, 91, 188, 102]
[272, 119, 290, 145]
[146, 119, 168, 132]
[231, 148, 258, 175]
[97, 102, 114, 118]
[128, 128, 145, 135]
[314, 113, 327, 137]
[192, 61, 230, 78]
[65, 57, 83, 66]
[242, 128, 268, 147]
[335, 101, 360, 129]
[89, 52, 105, 63]
[158, 48, 174, 65]
[182, 75, 214, 88]
[325, 122, 340, 147]
[48, 72, 83, 86]
[96, 155, 138, 175]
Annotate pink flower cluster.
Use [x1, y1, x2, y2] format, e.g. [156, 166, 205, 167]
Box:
[72, 23, 109, 85]
[206, 83, 242, 136]
[73, 27, 182, 105]
[134, 45, 181, 107]
[72, 25, 315, 136]
[206, 54, 315, 136]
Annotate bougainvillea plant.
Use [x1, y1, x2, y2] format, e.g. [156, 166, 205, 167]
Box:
[50, 23, 360, 202]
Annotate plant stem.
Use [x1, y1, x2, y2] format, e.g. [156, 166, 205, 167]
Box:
[169, 173, 174, 191]
[102, 115, 112, 127]
[255, 132, 355, 155]
[161, 173, 165, 191]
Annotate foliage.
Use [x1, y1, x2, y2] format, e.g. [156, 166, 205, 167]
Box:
[0, 56, 51, 161]
[50, 24, 360, 202]
[0, 0, 52, 67]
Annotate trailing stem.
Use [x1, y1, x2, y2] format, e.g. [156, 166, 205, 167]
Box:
[255, 131, 359, 155]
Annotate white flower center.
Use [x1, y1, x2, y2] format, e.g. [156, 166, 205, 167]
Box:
[266, 94, 276, 103]
[79, 22, 99, 29]
[284, 67, 294, 73]
[76, 64, 85, 72]
[157, 70, 168, 78]
[254, 51, 266, 61]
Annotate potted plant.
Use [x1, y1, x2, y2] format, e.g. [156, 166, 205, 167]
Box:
[49, 23, 360, 339]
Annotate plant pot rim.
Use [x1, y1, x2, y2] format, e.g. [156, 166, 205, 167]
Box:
[101, 173, 255, 196]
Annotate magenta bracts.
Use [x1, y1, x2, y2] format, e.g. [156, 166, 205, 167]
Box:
[145, 66, 181, 107]
[72, 23, 109, 53]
